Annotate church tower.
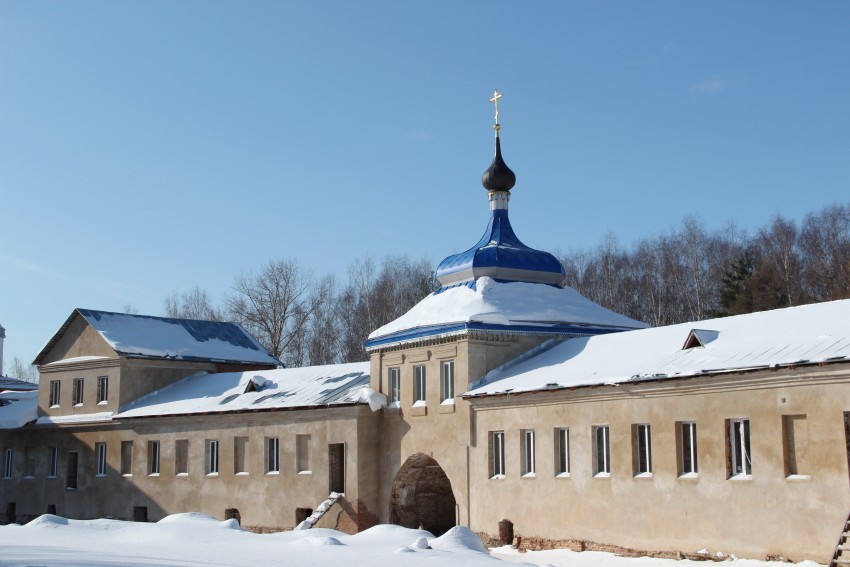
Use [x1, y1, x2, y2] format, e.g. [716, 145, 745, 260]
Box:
[366, 91, 645, 534]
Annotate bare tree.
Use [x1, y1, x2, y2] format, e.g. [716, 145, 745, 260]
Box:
[9, 356, 38, 383]
[164, 286, 223, 320]
[226, 258, 321, 365]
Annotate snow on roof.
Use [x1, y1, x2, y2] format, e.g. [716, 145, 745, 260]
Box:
[367, 277, 647, 348]
[0, 377, 39, 391]
[35, 412, 115, 426]
[36, 309, 281, 366]
[118, 361, 374, 418]
[466, 299, 850, 397]
[0, 390, 38, 429]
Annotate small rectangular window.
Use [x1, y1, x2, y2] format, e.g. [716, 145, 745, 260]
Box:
[175, 440, 189, 475]
[3, 448, 12, 479]
[593, 425, 610, 477]
[440, 360, 455, 402]
[727, 418, 752, 478]
[489, 431, 505, 478]
[148, 441, 160, 475]
[413, 365, 426, 403]
[234, 436, 248, 475]
[783, 414, 808, 477]
[389, 368, 400, 404]
[266, 437, 280, 473]
[97, 376, 109, 404]
[96, 442, 107, 476]
[66, 451, 79, 489]
[24, 446, 36, 478]
[121, 441, 133, 475]
[633, 424, 652, 476]
[49, 380, 61, 407]
[555, 427, 570, 476]
[207, 440, 219, 475]
[72, 378, 84, 406]
[328, 443, 345, 493]
[48, 446, 59, 478]
[522, 429, 536, 476]
[296, 434, 311, 473]
[677, 422, 698, 476]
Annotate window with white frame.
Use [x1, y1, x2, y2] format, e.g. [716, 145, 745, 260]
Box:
[3, 448, 12, 478]
[120, 441, 133, 476]
[296, 434, 311, 473]
[440, 360, 454, 402]
[49, 380, 61, 407]
[593, 425, 610, 477]
[72, 378, 84, 406]
[48, 446, 59, 478]
[633, 424, 652, 476]
[522, 429, 536, 476]
[206, 440, 220, 475]
[267, 437, 280, 473]
[175, 440, 189, 475]
[413, 365, 426, 404]
[489, 431, 505, 478]
[148, 441, 160, 475]
[389, 368, 400, 404]
[97, 376, 109, 404]
[96, 442, 107, 476]
[556, 427, 570, 476]
[727, 418, 751, 477]
[679, 422, 698, 476]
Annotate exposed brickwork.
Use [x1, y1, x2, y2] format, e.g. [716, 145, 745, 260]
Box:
[477, 532, 743, 562]
[390, 453, 456, 536]
[336, 499, 379, 534]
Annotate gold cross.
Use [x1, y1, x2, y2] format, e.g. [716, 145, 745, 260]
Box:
[489, 89, 503, 125]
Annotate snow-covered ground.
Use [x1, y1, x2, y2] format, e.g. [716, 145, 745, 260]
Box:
[0, 514, 825, 567]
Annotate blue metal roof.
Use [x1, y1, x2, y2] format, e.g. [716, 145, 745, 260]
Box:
[436, 209, 566, 288]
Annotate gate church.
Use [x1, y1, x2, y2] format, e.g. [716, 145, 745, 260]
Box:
[4, 94, 850, 563]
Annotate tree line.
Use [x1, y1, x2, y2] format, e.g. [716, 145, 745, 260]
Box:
[164, 202, 850, 367]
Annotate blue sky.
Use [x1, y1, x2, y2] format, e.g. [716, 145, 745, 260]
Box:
[2, 1, 849, 370]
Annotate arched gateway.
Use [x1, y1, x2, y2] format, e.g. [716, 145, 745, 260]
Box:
[389, 453, 457, 536]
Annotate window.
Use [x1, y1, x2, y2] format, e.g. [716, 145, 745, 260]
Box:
[727, 418, 752, 478]
[783, 415, 808, 477]
[24, 446, 36, 478]
[3, 448, 12, 479]
[175, 440, 189, 475]
[440, 360, 455, 402]
[95, 442, 107, 476]
[266, 437, 280, 473]
[489, 431, 505, 478]
[234, 437, 248, 475]
[49, 380, 61, 407]
[413, 365, 426, 404]
[556, 427, 570, 476]
[388, 368, 400, 404]
[120, 441, 133, 475]
[48, 446, 59, 478]
[593, 425, 610, 477]
[66, 451, 79, 489]
[296, 434, 311, 473]
[72, 378, 84, 406]
[678, 422, 698, 476]
[97, 376, 109, 404]
[522, 429, 536, 476]
[633, 424, 652, 476]
[328, 443, 345, 493]
[206, 440, 219, 475]
[148, 441, 160, 475]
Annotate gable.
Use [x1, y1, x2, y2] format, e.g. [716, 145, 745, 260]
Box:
[34, 312, 118, 366]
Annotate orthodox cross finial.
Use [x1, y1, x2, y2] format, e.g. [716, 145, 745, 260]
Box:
[489, 89, 503, 131]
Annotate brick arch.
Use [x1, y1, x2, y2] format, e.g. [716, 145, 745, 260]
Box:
[389, 453, 457, 536]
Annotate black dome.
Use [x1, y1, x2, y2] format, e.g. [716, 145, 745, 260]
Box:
[481, 136, 516, 192]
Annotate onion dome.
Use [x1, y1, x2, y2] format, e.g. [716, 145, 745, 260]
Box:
[435, 90, 566, 290]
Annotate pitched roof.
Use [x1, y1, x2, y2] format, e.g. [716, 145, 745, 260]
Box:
[0, 390, 38, 429]
[35, 309, 281, 367]
[366, 277, 647, 349]
[117, 361, 373, 418]
[465, 299, 850, 397]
